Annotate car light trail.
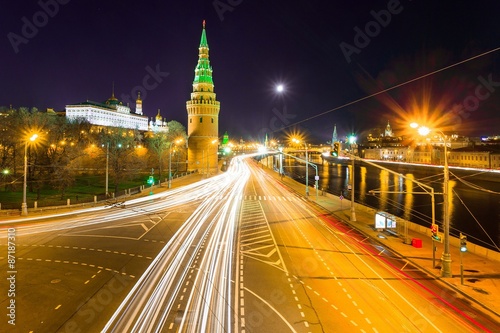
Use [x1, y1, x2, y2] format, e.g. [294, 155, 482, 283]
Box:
[102, 157, 250, 332]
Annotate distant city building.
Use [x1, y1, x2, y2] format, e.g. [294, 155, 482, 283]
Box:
[65, 90, 149, 131]
[331, 124, 338, 150]
[448, 147, 500, 169]
[149, 109, 168, 132]
[364, 147, 410, 161]
[222, 131, 229, 147]
[186, 21, 220, 173]
[384, 121, 393, 137]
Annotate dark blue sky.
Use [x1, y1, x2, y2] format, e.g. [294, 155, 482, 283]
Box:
[1, 0, 499, 142]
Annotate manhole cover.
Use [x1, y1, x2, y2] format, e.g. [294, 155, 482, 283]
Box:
[51, 279, 61, 284]
[467, 278, 480, 283]
[464, 269, 479, 273]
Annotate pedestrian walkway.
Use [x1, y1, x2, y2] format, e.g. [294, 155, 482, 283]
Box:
[259, 162, 500, 320]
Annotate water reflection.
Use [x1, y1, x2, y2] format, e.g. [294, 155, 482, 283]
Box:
[283, 157, 500, 250]
[404, 174, 414, 221]
[447, 179, 457, 228]
[359, 166, 367, 202]
[379, 170, 389, 211]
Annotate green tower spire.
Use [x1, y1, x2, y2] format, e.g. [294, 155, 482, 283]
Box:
[193, 20, 213, 85]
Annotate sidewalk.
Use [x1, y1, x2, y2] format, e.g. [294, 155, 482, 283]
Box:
[259, 163, 500, 320]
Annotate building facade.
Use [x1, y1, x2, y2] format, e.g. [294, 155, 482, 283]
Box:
[186, 21, 220, 173]
[66, 91, 149, 131]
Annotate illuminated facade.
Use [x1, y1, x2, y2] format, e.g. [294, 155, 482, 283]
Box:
[186, 21, 220, 173]
[66, 91, 148, 131]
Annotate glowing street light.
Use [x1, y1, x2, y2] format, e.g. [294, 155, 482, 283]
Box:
[292, 138, 309, 196]
[22, 133, 38, 216]
[276, 84, 284, 93]
[348, 135, 357, 222]
[411, 122, 451, 277]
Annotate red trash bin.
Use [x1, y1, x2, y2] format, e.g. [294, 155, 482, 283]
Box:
[412, 238, 422, 248]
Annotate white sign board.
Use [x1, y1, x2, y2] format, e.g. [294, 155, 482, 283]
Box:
[375, 211, 396, 229]
[375, 213, 386, 228]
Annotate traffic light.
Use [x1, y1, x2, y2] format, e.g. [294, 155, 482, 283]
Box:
[460, 233, 467, 252]
[431, 224, 440, 241]
[147, 175, 154, 185]
[332, 142, 340, 157]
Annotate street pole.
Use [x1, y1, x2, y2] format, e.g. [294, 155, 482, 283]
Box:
[168, 143, 172, 189]
[350, 154, 356, 222]
[21, 141, 29, 216]
[431, 191, 436, 267]
[279, 147, 283, 179]
[441, 136, 452, 277]
[105, 142, 109, 198]
[21, 134, 37, 216]
[305, 144, 309, 196]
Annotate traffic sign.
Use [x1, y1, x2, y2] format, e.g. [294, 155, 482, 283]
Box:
[339, 195, 344, 200]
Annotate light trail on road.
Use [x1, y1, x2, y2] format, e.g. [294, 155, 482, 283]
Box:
[102, 157, 250, 332]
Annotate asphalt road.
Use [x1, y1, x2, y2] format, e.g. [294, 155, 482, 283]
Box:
[237, 160, 499, 332]
[1, 156, 498, 332]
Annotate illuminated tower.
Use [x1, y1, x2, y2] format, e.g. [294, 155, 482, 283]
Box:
[331, 124, 338, 149]
[135, 91, 143, 115]
[385, 121, 393, 137]
[186, 20, 220, 173]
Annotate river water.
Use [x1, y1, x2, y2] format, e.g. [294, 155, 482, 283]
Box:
[270, 154, 500, 251]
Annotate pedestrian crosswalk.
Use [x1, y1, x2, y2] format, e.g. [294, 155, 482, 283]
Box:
[242, 195, 306, 202]
[239, 200, 285, 270]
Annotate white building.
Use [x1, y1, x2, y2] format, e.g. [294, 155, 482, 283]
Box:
[65, 91, 149, 131]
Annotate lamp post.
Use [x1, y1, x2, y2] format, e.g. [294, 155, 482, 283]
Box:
[22, 134, 38, 216]
[292, 138, 309, 196]
[205, 139, 218, 177]
[411, 123, 451, 277]
[2, 169, 9, 192]
[168, 139, 183, 189]
[105, 142, 109, 197]
[348, 135, 357, 222]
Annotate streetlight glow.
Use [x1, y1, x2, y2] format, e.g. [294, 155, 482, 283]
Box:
[22, 133, 39, 216]
[418, 126, 430, 136]
[276, 84, 284, 93]
[411, 123, 452, 277]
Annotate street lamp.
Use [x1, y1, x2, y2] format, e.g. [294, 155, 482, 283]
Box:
[348, 135, 357, 222]
[2, 169, 10, 192]
[205, 139, 218, 177]
[168, 138, 183, 189]
[22, 133, 38, 216]
[292, 138, 309, 196]
[411, 122, 451, 277]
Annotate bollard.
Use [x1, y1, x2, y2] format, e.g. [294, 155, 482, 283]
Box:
[67, 198, 70, 206]
[94, 195, 97, 203]
[34, 201, 37, 209]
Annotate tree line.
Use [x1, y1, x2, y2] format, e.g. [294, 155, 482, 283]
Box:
[0, 106, 188, 200]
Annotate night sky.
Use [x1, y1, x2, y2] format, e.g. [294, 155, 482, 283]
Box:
[2, 0, 499, 142]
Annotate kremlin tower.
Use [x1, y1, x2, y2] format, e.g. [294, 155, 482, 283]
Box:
[186, 21, 220, 173]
